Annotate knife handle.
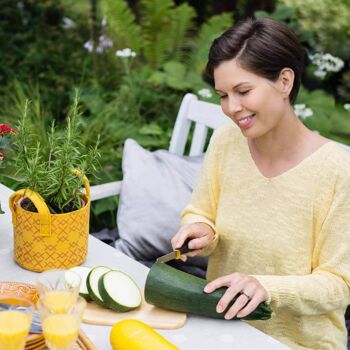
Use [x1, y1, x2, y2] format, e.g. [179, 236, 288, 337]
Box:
[178, 238, 193, 255]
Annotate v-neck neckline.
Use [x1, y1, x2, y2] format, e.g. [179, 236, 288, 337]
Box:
[242, 137, 334, 181]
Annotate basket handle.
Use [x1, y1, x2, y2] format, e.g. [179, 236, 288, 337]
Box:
[9, 172, 90, 237]
[9, 189, 52, 237]
[73, 171, 90, 201]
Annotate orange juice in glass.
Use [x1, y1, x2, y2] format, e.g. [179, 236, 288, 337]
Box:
[37, 269, 81, 314]
[42, 290, 76, 314]
[0, 296, 34, 350]
[38, 297, 86, 350]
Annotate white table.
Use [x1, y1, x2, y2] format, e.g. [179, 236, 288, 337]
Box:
[0, 183, 291, 349]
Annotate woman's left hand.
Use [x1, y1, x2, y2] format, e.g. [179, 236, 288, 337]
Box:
[204, 273, 268, 319]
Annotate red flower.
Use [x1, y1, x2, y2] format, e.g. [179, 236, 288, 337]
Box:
[0, 150, 3, 161]
[0, 124, 16, 137]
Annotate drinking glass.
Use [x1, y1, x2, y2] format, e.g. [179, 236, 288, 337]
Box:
[38, 296, 86, 350]
[0, 295, 34, 350]
[37, 269, 81, 314]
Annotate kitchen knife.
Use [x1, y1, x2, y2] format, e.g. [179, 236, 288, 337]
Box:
[156, 238, 192, 263]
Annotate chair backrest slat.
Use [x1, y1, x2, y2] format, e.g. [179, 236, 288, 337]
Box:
[189, 123, 208, 156]
[169, 93, 231, 156]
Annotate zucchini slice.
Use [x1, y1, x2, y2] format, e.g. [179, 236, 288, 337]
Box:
[66, 266, 92, 301]
[145, 262, 272, 321]
[87, 266, 111, 306]
[99, 270, 141, 312]
[64, 269, 81, 289]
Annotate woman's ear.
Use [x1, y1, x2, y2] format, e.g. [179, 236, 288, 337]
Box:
[278, 68, 295, 99]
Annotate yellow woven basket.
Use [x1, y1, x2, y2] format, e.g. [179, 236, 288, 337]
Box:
[9, 176, 90, 272]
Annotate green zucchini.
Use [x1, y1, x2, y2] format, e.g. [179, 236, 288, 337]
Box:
[87, 266, 111, 306]
[65, 266, 92, 301]
[145, 262, 272, 321]
[98, 270, 142, 312]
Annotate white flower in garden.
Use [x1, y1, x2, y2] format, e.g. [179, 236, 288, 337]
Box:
[302, 108, 313, 118]
[116, 48, 136, 58]
[102, 16, 107, 28]
[17, 1, 24, 9]
[62, 17, 76, 29]
[294, 104, 306, 111]
[309, 52, 344, 79]
[96, 35, 113, 54]
[197, 88, 212, 99]
[344, 103, 350, 111]
[83, 15, 113, 54]
[294, 104, 313, 119]
[83, 40, 94, 53]
[314, 70, 327, 79]
[84, 36, 113, 54]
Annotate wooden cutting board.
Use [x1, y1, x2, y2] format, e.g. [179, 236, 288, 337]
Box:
[83, 293, 187, 330]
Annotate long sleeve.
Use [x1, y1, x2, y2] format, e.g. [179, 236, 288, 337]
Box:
[180, 129, 223, 255]
[253, 171, 350, 315]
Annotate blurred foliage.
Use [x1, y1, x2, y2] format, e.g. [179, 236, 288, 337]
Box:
[296, 87, 350, 145]
[0, 0, 350, 231]
[279, 0, 350, 56]
[0, 0, 90, 117]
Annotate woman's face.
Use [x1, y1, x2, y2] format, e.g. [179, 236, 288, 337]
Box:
[214, 59, 290, 139]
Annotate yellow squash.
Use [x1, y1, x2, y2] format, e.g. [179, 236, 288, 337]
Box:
[110, 319, 179, 350]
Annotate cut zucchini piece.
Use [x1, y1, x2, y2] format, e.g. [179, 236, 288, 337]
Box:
[66, 266, 92, 301]
[64, 269, 81, 289]
[99, 270, 141, 312]
[87, 266, 111, 306]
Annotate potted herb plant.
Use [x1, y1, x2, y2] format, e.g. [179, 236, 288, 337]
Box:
[9, 93, 100, 272]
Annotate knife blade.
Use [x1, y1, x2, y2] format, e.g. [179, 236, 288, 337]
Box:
[156, 238, 192, 263]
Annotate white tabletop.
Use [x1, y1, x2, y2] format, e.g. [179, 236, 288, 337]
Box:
[0, 183, 291, 349]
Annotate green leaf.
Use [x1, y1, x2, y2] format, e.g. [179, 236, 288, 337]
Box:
[167, 3, 196, 62]
[93, 197, 118, 216]
[163, 61, 190, 90]
[133, 134, 168, 149]
[294, 87, 347, 138]
[141, 0, 174, 68]
[297, 87, 335, 108]
[148, 71, 166, 85]
[163, 61, 186, 76]
[149, 61, 191, 90]
[139, 123, 164, 136]
[271, 5, 296, 21]
[102, 0, 143, 53]
[254, 11, 269, 18]
[190, 13, 233, 75]
[329, 105, 350, 135]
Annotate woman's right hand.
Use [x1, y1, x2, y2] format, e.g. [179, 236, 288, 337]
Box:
[171, 223, 215, 261]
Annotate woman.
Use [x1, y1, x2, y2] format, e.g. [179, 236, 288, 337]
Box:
[171, 17, 350, 350]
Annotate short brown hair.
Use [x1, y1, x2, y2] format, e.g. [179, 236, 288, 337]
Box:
[205, 17, 305, 104]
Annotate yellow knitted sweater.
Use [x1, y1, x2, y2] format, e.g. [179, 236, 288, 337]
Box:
[181, 124, 350, 350]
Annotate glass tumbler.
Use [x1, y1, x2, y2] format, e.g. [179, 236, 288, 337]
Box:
[0, 295, 34, 350]
[38, 296, 86, 350]
[37, 269, 81, 314]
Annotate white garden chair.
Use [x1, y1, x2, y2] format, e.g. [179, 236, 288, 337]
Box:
[90, 93, 350, 202]
[89, 93, 231, 201]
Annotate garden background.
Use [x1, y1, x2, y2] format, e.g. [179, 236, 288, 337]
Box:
[1, 0, 350, 231]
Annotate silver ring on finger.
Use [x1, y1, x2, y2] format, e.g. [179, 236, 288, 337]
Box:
[241, 292, 251, 301]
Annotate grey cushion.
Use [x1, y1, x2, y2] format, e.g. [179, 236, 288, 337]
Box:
[115, 138, 208, 277]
